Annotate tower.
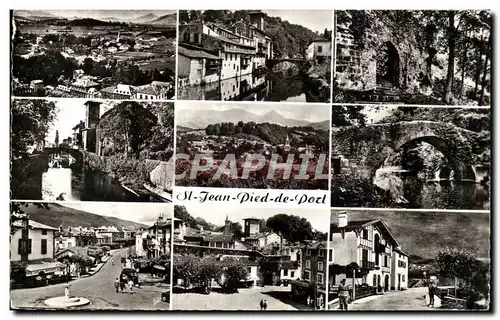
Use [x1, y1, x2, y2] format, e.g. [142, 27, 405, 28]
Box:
[116, 31, 120, 43]
[243, 218, 261, 237]
[285, 135, 290, 147]
[223, 215, 231, 235]
[248, 11, 265, 30]
[82, 101, 101, 153]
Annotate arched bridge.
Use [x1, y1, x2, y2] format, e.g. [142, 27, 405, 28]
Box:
[266, 58, 308, 70]
[43, 147, 84, 166]
[331, 121, 482, 182]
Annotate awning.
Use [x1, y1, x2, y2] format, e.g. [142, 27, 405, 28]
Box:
[25, 261, 66, 277]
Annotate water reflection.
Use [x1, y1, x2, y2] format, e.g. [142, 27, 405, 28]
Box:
[42, 167, 157, 202]
[373, 168, 490, 210]
[178, 72, 311, 102]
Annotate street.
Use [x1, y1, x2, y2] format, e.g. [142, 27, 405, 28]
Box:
[10, 248, 170, 310]
[172, 285, 314, 311]
[337, 287, 442, 311]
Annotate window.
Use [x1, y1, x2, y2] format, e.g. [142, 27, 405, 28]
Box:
[319, 249, 324, 257]
[193, 33, 199, 43]
[304, 271, 310, 281]
[317, 273, 324, 284]
[216, 242, 222, 248]
[306, 249, 311, 256]
[41, 239, 47, 255]
[384, 255, 388, 267]
[247, 267, 251, 274]
[318, 45, 323, 53]
[42, 229, 47, 235]
[362, 229, 368, 240]
[402, 275, 405, 282]
[223, 243, 228, 248]
[290, 271, 295, 278]
[305, 260, 311, 269]
[283, 269, 288, 276]
[329, 249, 333, 262]
[318, 262, 324, 272]
[18, 239, 32, 254]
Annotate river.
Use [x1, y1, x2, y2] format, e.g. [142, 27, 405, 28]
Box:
[42, 167, 162, 202]
[373, 167, 490, 210]
[178, 72, 321, 102]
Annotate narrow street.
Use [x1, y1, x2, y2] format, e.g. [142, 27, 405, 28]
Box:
[10, 248, 170, 310]
[339, 287, 442, 311]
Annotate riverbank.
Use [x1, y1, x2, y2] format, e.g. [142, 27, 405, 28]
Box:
[305, 60, 331, 102]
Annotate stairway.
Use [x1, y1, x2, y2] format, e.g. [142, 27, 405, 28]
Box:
[371, 79, 401, 102]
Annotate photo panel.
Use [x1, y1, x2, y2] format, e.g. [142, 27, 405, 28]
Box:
[175, 101, 330, 191]
[327, 209, 490, 311]
[330, 105, 491, 210]
[10, 201, 173, 310]
[171, 204, 330, 311]
[10, 98, 175, 203]
[11, 10, 177, 100]
[333, 10, 492, 106]
[177, 10, 333, 103]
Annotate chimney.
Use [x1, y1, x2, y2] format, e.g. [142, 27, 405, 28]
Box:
[338, 211, 348, 228]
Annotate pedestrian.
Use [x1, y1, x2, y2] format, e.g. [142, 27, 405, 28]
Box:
[114, 278, 120, 293]
[263, 300, 268, 311]
[260, 299, 264, 310]
[128, 278, 134, 294]
[306, 295, 311, 307]
[338, 279, 349, 310]
[428, 281, 436, 307]
[120, 278, 125, 292]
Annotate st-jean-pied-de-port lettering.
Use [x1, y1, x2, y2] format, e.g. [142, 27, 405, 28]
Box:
[176, 190, 327, 205]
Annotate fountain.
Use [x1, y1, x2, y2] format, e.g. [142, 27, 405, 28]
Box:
[43, 283, 90, 308]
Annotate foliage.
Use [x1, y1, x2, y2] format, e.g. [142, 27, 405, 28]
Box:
[266, 214, 313, 243]
[331, 105, 367, 127]
[174, 205, 199, 229]
[11, 99, 57, 157]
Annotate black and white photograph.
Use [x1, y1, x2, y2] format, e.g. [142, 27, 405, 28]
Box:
[328, 209, 490, 311]
[330, 105, 490, 210]
[177, 10, 332, 102]
[11, 10, 177, 99]
[11, 98, 174, 202]
[171, 204, 329, 310]
[10, 201, 173, 310]
[333, 10, 492, 105]
[175, 102, 330, 190]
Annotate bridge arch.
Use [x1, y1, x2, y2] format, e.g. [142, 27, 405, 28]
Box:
[266, 58, 308, 71]
[43, 147, 84, 169]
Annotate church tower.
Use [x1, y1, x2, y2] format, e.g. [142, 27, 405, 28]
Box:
[223, 215, 231, 235]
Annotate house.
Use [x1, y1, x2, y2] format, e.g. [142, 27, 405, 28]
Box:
[289, 241, 327, 309]
[55, 235, 77, 251]
[73, 69, 85, 79]
[241, 217, 281, 249]
[30, 79, 44, 89]
[134, 81, 172, 100]
[69, 78, 101, 98]
[178, 44, 222, 86]
[142, 214, 174, 258]
[100, 83, 136, 100]
[305, 38, 332, 63]
[328, 211, 408, 302]
[11, 219, 58, 262]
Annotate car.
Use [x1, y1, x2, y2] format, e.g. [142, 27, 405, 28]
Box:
[120, 267, 139, 286]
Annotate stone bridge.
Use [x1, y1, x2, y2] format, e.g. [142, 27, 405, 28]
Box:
[266, 58, 308, 70]
[331, 120, 482, 182]
[44, 147, 84, 168]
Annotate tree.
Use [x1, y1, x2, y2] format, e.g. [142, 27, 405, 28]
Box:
[11, 99, 57, 157]
[173, 255, 200, 290]
[82, 57, 94, 75]
[220, 258, 249, 292]
[54, 130, 59, 147]
[443, 11, 457, 104]
[331, 106, 366, 127]
[215, 222, 243, 239]
[435, 248, 478, 297]
[266, 214, 314, 243]
[174, 205, 198, 229]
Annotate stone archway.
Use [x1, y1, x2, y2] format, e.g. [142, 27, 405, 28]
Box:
[376, 41, 400, 88]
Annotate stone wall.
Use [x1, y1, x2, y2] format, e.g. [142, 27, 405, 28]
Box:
[148, 159, 173, 191]
[335, 11, 427, 93]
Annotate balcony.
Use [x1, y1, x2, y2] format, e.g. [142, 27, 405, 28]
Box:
[382, 266, 391, 273]
[360, 260, 375, 270]
[359, 238, 372, 249]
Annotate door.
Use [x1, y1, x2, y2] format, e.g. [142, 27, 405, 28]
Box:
[384, 274, 390, 291]
[398, 274, 401, 290]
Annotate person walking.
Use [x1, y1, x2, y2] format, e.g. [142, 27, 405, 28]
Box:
[120, 276, 126, 292]
[260, 299, 264, 310]
[114, 278, 120, 293]
[338, 279, 349, 310]
[428, 281, 436, 307]
[263, 300, 268, 311]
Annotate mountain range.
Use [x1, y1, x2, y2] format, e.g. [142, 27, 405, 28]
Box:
[177, 108, 330, 131]
[13, 10, 176, 26]
[330, 210, 490, 260]
[19, 203, 147, 230]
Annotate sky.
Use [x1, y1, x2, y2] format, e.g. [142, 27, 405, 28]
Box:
[62, 202, 173, 226]
[178, 101, 330, 123]
[30, 10, 176, 20]
[182, 203, 330, 233]
[263, 10, 332, 33]
[45, 99, 115, 144]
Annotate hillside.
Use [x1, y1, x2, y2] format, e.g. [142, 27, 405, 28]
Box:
[330, 210, 490, 260]
[181, 10, 328, 58]
[20, 203, 147, 229]
[150, 13, 177, 26]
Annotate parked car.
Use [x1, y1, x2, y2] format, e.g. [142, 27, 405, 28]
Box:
[120, 268, 139, 286]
